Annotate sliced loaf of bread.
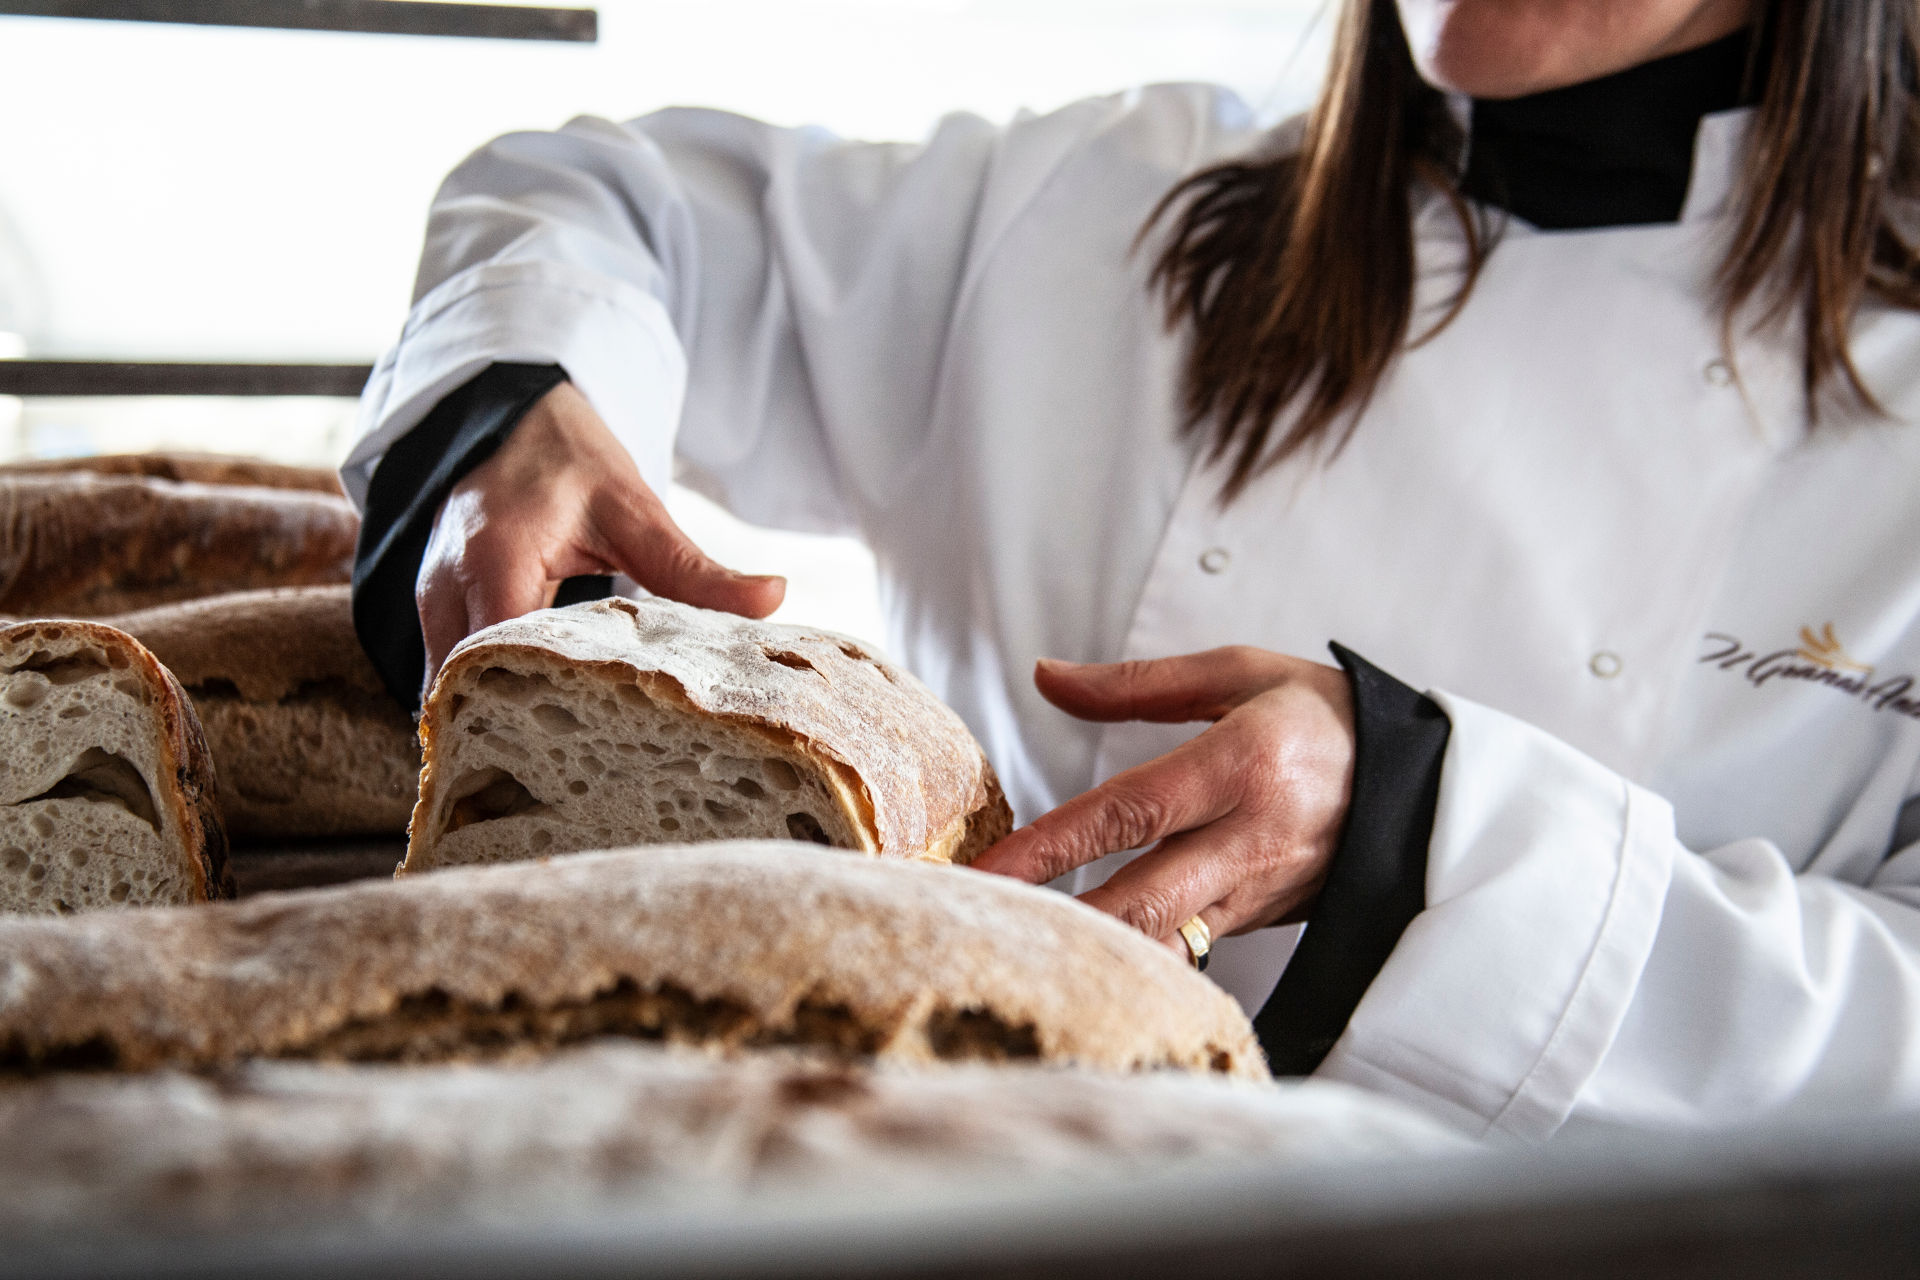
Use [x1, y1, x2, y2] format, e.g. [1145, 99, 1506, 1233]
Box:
[0, 620, 230, 914]
[0, 842, 1263, 1078]
[102, 586, 420, 840]
[402, 597, 1010, 873]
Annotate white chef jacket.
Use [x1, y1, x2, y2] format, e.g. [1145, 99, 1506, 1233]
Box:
[344, 84, 1920, 1143]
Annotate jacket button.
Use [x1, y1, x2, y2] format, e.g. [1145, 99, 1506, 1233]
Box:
[1590, 651, 1625, 679]
[1199, 548, 1232, 574]
[1704, 359, 1735, 387]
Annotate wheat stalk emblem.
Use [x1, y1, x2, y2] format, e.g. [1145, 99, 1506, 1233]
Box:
[1798, 623, 1874, 674]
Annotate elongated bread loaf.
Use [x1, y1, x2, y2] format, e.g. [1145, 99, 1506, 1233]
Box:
[0, 620, 230, 914]
[0, 451, 345, 496]
[402, 597, 1011, 874]
[0, 473, 357, 617]
[0, 843, 1264, 1078]
[0, 1046, 1457, 1240]
[100, 587, 419, 840]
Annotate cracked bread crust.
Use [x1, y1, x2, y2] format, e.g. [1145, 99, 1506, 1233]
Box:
[0, 473, 358, 617]
[404, 597, 1012, 872]
[100, 587, 420, 839]
[0, 842, 1265, 1080]
[0, 620, 231, 911]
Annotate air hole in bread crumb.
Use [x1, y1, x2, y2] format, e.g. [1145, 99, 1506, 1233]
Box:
[111, 677, 145, 699]
[30, 814, 54, 838]
[529, 830, 553, 853]
[444, 769, 548, 835]
[22, 749, 160, 832]
[531, 703, 583, 734]
[11, 649, 109, 685]
[475, 669, 555, 703]
[26, 864, 46, 883]
[786, 812, 832, 845]
[640, 743, 666, 756]
[732, 778, 766, 800]
[482, 733, 529, 762]
[691, 743, 711, 756]
[64, 847, 88, 868]
[762, 760, 801, 791]
[568, 781, 589, 797]
[2, 675, 48, 710]
[109, 882, 131, 902]
[660, 759, 699, 776]
[548, 748, 567, 765]
[1, 848, 25, 872]
[660, 818, 680, 832]
[704, 800, 745, 824]
[57, 704, 88, 720]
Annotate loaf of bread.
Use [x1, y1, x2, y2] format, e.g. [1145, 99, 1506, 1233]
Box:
[0, 451, 345, 496]
[0, 1045, 1459, 1240]
[100, 586, 419, 840]
[0, 620, 230, 914]
[0, 842, 1263, 1078]
[0, 472, 358, 617]
[402, 597, 1012, 874]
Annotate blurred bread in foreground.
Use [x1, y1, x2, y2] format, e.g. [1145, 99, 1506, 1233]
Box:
[101, 586, 418, 840]
[0, 1045, 1459, 1241]
[403, 597, 1010, 875]
[0, 619, 229, 914]
[0, 842, 1263, 1079]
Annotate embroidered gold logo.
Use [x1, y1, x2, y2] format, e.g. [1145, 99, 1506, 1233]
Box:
[1796, 623, 1874, 675]
[1703, 625, 1920, 721]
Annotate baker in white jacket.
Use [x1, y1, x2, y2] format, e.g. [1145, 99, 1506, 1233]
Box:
[344, 0, 1920, 1141]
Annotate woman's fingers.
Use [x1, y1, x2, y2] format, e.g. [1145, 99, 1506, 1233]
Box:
[970, 735, 1237, 885]
[587, 485, 786, 619]
[1077, 818, 1325, 952]
[1034, 647, 1300, 724]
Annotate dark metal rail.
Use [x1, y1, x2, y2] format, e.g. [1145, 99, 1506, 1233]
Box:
[0, 1, 596, 42]
[0, 361, 374, 397]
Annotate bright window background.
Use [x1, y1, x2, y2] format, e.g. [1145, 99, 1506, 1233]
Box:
[0, 0, 1332, 642]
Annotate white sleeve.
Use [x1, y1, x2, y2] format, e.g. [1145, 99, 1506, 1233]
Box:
[339, 104, 1006, 532]
[1317, 693, 1920, 1141]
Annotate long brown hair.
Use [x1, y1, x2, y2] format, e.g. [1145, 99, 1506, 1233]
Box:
[1148, 0, 1920, 500]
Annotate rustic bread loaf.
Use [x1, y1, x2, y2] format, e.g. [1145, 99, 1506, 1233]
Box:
[402, 597, 1011, 874]
[0, 472, 357, 617]
[100, 586, 419, 840]
[0, 620, 229, 914]
[0, 842, 1264, 1078]
[0, 1045, 1458, 1240]
[0, 451, 345, 496]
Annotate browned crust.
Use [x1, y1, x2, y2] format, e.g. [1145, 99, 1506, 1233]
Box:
[0, 475, 358, 618]
[0, 452, 345, 496]
[98, 585, 389, 705]
[0, 620, 230, 903]
[0, 844, 1266, 1080]
[408, 599, 1011, 866]
[96, 587, 419, 841]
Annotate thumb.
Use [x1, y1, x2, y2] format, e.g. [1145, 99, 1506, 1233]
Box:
[588, 486, 786, 619]
[1034, 647, 1295, 724]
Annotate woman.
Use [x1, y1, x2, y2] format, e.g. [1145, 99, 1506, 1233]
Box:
[345, 0, 1920, 1139]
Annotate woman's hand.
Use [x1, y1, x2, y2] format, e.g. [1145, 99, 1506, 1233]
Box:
[415, 381, 786, 687]
[971, 648, 1356, 955]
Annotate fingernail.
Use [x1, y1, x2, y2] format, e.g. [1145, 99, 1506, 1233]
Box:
[1036, 657, 1084, 671]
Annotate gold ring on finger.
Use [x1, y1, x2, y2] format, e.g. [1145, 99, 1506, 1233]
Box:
[1179, 915, 1213, 972]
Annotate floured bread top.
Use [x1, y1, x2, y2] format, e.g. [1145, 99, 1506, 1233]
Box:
[406, 598, 1010, 871]
[0, 1045, 1457, 1240]
[0, 842, 1265, 1080]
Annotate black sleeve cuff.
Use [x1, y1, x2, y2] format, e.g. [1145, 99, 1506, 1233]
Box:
[350, 362, 611, 712]
[1252, 643, 1451, 1077]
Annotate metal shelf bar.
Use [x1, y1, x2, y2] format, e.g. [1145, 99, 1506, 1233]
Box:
[0, 1, 596, 42]
[0, 361, 374, 397]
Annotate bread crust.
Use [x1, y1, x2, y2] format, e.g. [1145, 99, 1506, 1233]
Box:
[407, 598, 1012, 871]
[0, 1046, 1460, 1240]
[0, 474, 357, 617]
[98, 587, 419, 840]
[0, 620, 231, 907]
[0, 843, 1265, 1079]
[0, 452, 345, 496]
